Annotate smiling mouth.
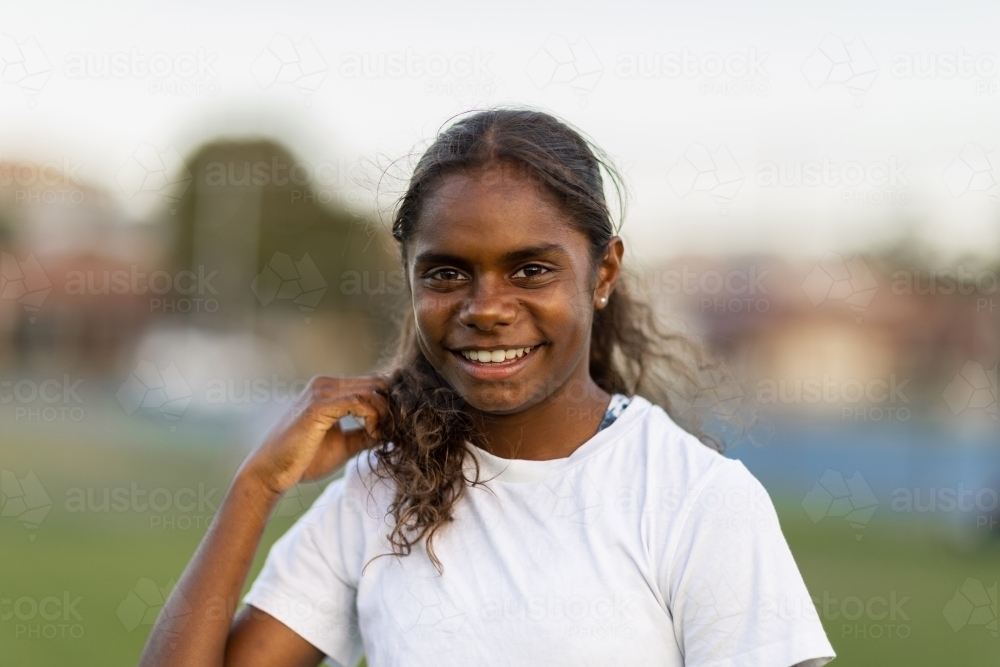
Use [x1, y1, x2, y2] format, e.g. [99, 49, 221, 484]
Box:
[457, 346, 537, 364]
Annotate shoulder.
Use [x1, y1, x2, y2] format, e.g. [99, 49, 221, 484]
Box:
[622, 395, 774, 521]
[625, 395, 733, 487]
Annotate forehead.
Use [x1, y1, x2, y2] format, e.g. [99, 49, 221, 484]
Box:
[408, 165, 585, 257]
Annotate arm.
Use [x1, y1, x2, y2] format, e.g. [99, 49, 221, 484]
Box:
[137, 375, 389, 667]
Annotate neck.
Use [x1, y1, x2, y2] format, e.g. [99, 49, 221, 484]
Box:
[472, 376, 611, 461]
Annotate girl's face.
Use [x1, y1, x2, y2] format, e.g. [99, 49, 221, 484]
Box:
[405, 163, 621, 415]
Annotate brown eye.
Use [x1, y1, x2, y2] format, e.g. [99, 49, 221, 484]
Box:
[428, 268, 466, 282]
[512, 264, 549, 279]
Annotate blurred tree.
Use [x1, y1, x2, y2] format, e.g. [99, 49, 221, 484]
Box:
[170, 140, 404, 347]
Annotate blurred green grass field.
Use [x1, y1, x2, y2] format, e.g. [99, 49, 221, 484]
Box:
[2, 420, 998, 667]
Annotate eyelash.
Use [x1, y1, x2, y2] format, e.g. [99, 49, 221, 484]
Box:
[426, 264, 550, 282]
[428, 268, 466, 282]
[512, 264, 550, 279]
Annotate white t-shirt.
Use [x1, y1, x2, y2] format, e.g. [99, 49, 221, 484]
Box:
[244, 394, 835, 667]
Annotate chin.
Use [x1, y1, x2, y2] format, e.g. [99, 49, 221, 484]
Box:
[452, 381, 538, 415]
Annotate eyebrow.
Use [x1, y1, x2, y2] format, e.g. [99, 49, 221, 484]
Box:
[413, 243, 570, 267]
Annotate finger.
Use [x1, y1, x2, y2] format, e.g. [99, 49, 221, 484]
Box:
[306, 376, 391, 404]
[306, 391, 387, 433]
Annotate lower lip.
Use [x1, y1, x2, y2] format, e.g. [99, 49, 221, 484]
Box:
[451, 346, 541, 380]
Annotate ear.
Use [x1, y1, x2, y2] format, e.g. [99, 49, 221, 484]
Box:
[593, 236, 624, 309]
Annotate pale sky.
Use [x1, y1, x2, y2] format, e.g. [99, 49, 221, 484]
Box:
[2, 0, 999, 262]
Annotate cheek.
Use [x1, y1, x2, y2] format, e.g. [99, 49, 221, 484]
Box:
[412, 291, 453, 344]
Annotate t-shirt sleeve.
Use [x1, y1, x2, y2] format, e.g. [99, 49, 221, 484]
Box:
[658, 457, 836, 667]
[242, 467, 365, 667]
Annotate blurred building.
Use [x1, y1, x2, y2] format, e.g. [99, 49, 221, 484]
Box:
[0, 141, 402, 381]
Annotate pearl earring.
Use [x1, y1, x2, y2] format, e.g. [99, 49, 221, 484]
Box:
[599, 296, 607, 304]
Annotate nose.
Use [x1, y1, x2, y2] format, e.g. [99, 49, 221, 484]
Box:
[458, 274, 517, 331]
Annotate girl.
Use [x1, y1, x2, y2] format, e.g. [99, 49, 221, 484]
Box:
[139, 109, 835, 667]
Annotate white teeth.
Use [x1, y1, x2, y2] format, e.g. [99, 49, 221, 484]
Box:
[460, 346, 534, 363]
